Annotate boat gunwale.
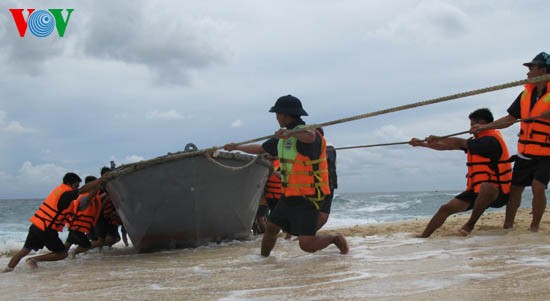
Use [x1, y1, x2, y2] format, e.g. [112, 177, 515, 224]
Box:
[107, 150, 273, 181]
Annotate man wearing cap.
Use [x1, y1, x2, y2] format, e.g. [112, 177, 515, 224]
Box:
[224, 95, 349, 256]
[472, 52, 550, 232]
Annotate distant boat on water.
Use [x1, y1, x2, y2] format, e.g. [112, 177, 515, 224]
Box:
[105, 146, 272, 252]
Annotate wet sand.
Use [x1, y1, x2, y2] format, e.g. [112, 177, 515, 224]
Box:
[1, 208, 549, 300]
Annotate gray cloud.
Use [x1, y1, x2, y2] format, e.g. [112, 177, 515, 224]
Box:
[80, 1, 228, 85]
[369, 0, 470, 43]
[0, 0, 547, 198]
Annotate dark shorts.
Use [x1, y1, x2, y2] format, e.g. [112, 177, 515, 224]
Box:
[511, 156, 550, 187]
[318, 194, 334, 214]
[256, 204, 269, 217]
[268, 197, 319, 236]
[23, 224, 66, 253]
[455, 189, 508, 210]
[265, 198, 279, 212]
[66, 230, 92, 249]
[94, 214, 109, 240]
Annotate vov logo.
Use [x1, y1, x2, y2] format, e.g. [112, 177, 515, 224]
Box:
[9, 9, 74, 38]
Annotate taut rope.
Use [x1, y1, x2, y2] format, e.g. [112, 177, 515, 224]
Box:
[334, 115, 545, 150]
[107, 75, 550, 179]
[234, 74, 550, 145]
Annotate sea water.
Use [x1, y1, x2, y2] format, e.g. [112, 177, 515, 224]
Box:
[1, 190, 549, 301]
[0, 190, 540, 254]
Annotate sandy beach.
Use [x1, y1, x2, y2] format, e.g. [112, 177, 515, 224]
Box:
[1, 207, 549, 300]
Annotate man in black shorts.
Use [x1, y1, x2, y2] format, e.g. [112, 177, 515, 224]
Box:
[65, 176, 103, 258]
[2, 172, 106, 273]
[224, 95, 349, 256]
[471, 52, 550, 232]
[410, 108, 512, 237]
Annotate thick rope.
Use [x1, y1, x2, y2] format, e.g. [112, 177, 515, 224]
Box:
[233, 74, 550, 145]
[107, 75, 550, 180]
[335, 130, 469, 150]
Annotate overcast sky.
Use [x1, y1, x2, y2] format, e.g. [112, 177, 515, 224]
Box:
[0, 0, 547, 198]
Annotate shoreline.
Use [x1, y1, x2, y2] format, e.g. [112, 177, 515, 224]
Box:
[325, 207, 547, 238]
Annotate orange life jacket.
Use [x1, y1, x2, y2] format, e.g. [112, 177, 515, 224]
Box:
[101, 193, 121, 226]
[518, 82, 550, 157]
[29, 184, 74, 231]
[69, 192, 102, 234]
[277, 126, 330, 203]
[264, 160, 283, 200]
[466, 129, 512, 194]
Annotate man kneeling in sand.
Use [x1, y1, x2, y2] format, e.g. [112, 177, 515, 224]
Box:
[409, 108, 512, 237]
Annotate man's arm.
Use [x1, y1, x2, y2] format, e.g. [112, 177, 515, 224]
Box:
[57, 190, 79, 212]
[409, 136, 467, 151]
[223, 143, 265, 154]
[471, 114, 517, 133]
[78, 176, 106, 195]
[275, 127, 315, 143]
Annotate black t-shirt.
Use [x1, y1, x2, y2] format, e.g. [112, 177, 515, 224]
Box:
[466, 135, 502, 161]
[507, 87, 548, 118]
[262, 138, 278, 156]
[57, 190, 79, 212]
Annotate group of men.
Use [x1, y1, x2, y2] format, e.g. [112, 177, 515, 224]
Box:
[409, 51, 550, 237]
[230, 51, 549, 253]
[2, 52, 549, 271]
[2, 168, 128, 273]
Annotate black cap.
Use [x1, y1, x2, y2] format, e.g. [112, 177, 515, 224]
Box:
[269, 95, 308, 116]
[523, 52, 550, 67]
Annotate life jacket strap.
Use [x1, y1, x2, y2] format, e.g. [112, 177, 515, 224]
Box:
[279, 158, 327, 165]
[282, 182, 329, 188]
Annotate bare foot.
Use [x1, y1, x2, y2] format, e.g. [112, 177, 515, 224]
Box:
[1, 267, 14, 273]
[458, 224, 473, 237]
[25, 258, 38, 270]
[529, 225, 539, 232]
[458, 226, 472, 236]
[333, 233, 349, 255]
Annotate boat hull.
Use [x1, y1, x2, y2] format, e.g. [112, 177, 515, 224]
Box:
[106, 151, 271, 252]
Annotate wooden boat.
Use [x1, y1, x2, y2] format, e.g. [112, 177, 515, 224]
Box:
[105, 145, 272, 252]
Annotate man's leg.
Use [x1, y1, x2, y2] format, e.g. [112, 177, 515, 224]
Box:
[121, 226, 129, 247]
[73, 246, 91, 256]
[418, 198, 470, 238]
[530, 179, 547, 232]
[298, 233, 349, 254]
[25, 251, 68, 269]
[261, 222, 281, 257]
[504, 185, 524, 228]
[317, 212, 329, 231]
[459, 183, 499, 235]
[2, 248, 31, 272]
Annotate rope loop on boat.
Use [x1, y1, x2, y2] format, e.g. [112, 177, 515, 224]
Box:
[203, 151, 261, 171]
